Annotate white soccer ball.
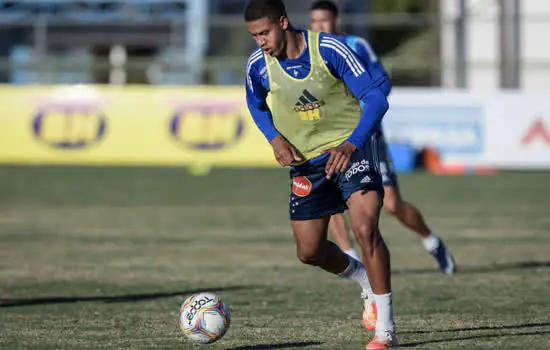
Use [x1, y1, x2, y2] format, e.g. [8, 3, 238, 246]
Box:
[179, 292, 231, 344]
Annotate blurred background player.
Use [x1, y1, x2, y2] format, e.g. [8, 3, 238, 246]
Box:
[245, 0, 397, 347]
[310, 0, 456, 275]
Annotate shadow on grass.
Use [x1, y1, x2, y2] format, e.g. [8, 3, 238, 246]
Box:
[0, 285, 250, 307]
[225, 342, 323, 350]
[400, 330, 550, 347]
[394, 260, 550, 275]
[400, 321, 550, 335]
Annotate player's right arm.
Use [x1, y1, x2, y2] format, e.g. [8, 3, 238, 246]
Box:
[245, 53, 301, 166]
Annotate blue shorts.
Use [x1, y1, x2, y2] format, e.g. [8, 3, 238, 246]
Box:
[289, 132, 384, 221]
[378, 131, 398, 187]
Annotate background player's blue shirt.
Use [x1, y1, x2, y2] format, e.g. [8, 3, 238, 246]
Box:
[246, 30, 388, 155]
[342, 34, 392, 97]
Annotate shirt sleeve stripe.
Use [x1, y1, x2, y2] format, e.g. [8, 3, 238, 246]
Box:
[322, 37, 366, 75]
[246, 50, 264, 92]
[321, 37, 366, 76]
[320, 42, 362, 77]
[247, 49, 263, 71]
[353, 37, 379, 63]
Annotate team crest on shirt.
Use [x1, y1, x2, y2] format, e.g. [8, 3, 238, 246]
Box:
[293, 89, 325, 121]
[292, 176, 312, 197]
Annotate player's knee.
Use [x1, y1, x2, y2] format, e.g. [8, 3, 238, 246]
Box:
[296, 246, 322, 266]
[383, 198, 398, 215]
[383, 192, 400, 215]
[351, 217, 379, 248]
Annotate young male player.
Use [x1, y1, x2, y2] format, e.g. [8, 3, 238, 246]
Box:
[310, 0, 456, 276]
[245, 0, 397, 347]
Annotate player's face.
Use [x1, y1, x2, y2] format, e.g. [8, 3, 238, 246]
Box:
[247, 16, 288, 57]
[310, 9, 337, 34]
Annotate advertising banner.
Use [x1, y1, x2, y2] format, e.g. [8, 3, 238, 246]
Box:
[1, 86, 549, 169]
[0, 85, 277, 167]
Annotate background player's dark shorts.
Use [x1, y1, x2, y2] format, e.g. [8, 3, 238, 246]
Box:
[289, 132, 384, 221]
[378, 131, 398, 187]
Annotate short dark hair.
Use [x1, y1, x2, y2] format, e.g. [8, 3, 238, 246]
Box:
[311, 0, 339, 17]
[244, 0, 288, 22]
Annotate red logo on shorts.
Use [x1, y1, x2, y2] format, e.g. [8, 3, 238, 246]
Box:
[292, 176, 312, 197]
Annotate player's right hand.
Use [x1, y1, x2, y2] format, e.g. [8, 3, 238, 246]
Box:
[270, 135, 302, 166]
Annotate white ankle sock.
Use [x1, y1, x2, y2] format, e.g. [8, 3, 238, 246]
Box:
[339, 257, 372, 295]
[422, 233, 440, 253]
[374, 292, 395, 333]
[344, 248, 361, 262]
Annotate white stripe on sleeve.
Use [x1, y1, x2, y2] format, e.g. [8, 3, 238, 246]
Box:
[321, 37, 366, 76]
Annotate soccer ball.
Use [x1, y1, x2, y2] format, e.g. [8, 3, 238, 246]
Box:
[179, 292, 231, 344]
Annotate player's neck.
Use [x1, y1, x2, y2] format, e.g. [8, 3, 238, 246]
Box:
[283, 30, 305, 60]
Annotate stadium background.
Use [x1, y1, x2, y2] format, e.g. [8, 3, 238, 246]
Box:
[0, 1, 549, 349]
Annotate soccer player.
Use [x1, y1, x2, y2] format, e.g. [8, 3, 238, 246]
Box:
[244, 0, 397, 347]
[310, 0, 456, 276]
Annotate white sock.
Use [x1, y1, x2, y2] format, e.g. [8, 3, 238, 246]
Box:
[339, 257, 373, 296]
[374, 292, 395, 333]
[422, 233, 440, 253]
[344, 248, 361, 262]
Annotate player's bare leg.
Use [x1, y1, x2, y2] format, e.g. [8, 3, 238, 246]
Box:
[293, 216, 348, 274]
[347, 190, 397, 348]
[329, 213, 361, 261]
[383, 186, 456, 275]
[292, 216, 374, 309]
[347, 191, 390, 294]
[383, 186, 430, 237]
[329, 207, 376, 331]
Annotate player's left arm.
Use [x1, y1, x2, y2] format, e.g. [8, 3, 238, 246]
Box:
[350, 37, 393, 97]
[350, 37, 379, 64]
[341, 69, 389, 150]
[319, 34, 389, 177]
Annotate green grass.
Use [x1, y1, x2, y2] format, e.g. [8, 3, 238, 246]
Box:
[0, 166, 549, 349]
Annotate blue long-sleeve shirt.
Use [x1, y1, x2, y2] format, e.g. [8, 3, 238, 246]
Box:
[341, 34, 392, 97]
[245, 30, 389, 152]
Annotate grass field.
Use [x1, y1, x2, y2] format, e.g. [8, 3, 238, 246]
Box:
[0, 166, 549, 349]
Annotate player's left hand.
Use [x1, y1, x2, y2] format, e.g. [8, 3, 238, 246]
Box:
[321, 141, 357, 179]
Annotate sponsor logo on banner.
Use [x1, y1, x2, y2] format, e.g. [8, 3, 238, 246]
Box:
[169, 100, 245, 150]
[521, 117, 550, 146]
[31, 86, 107, 149]
[383, 106, 483, 155]
[292, 176, 312, 197]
